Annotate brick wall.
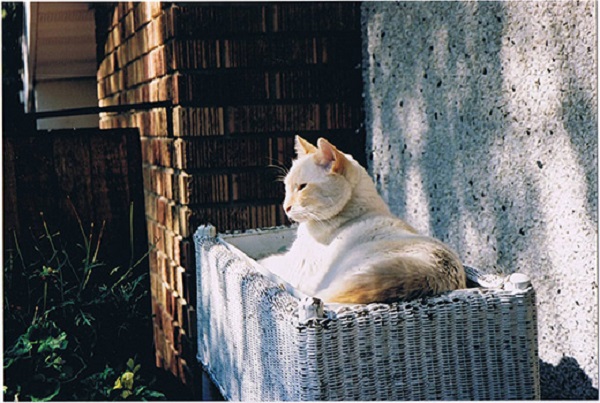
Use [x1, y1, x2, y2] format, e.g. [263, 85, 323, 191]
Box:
[96, 1, 364, 389]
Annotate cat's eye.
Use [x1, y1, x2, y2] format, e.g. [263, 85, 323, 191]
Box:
[297, 183, 307, 191]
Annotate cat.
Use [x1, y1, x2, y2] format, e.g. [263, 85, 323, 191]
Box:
[259, 136, 466, 304]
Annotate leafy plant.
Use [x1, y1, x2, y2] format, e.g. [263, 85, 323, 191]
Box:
[4, 318, 83, 401]
[3, 205, 165, 401]
[112, 358, 166, 400]
[79, 358, 166, 401]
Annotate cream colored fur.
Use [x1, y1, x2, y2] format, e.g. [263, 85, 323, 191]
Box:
[259, 136, 466, 304]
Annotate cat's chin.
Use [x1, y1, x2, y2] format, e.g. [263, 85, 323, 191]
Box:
[287, 206, 344, 223]
[286, 210, 318, 223]
[286, 214, 305, 223]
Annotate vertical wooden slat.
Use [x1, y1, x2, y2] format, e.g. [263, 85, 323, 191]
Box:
[4, 128, 147, 273]
[53, 133, 94, 228]
[3, 138, 20, 236]
[13, 135, 58, 236]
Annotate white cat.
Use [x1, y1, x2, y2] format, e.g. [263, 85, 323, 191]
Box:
[259, 136, 466, 304]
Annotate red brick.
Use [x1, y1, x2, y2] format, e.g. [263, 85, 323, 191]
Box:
[156, 195, 168, 225]
[161, 298, 174, 342]
[173, 234, 183, 266]
[186, 305, 197, 341]
[160, 340, 178, 377]
[173, 323, 182, 351]
[172, 139, 187, 169]
[174, 266, 185, 303]
[178, 330, 194, 366]
[154, 344, 164, 369]
[96, 2, 364, 388]
[153, 324, 165, 357]
[158, 75, 174, 102]
[176, 296, 188, 333]
[227, 104, 320, 134]
[177, 172, 229, 205]
[150, 271, 160, 302]
[142, 165, 152, 191]
[153, 300, 164, 332]
[176, 205, 193, 237]
[168, 260, 178, 295]
[145, 214, 155, 243]
[182, 270, 195, 307]
[167, 346, 179, 377]
[164, 170, 174, 200]
[144, 215, 155, 243]
[150, 167, 162, 195]
[161, 139, 173, 167]
[158, 224, 167, 253]
[164, 228, 174, 260]
[170, 202, 180, 234]
[177, 356, 189, 385]
[148, 13, 165, 48]
[158, 250, 170, 284]
[172, 106, 225, 137]
[180, 238, 194, 270]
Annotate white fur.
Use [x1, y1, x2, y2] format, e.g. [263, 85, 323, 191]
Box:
[259, 137, 465, 303]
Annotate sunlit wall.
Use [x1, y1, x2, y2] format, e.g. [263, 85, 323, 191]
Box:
[362, 1, 597, 398]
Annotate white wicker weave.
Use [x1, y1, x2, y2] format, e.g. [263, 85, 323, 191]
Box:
[194, 225, 540, 401]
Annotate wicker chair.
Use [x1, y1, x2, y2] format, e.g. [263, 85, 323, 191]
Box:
[194, 225, 540, 400]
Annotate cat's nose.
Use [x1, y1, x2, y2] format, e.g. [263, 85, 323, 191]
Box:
[285, 205, 292, 213]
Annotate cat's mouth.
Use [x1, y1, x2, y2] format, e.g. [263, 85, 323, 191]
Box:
[285, 207, 309, 223]
[285, 212, 302, 223]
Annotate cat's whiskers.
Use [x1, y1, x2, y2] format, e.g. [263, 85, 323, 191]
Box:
[304, 210, 328, 229]
[265, 157, 289, 179]
[269, 165, 289, 183]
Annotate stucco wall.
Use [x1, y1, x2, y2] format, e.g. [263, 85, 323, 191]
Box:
[362, 1, 597, 399]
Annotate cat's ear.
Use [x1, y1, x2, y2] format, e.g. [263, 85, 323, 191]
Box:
[295, 135, 317, 157]
[316, 138, 348, 175]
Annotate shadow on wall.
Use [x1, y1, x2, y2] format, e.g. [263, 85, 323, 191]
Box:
[363, 1, 597, 399]
[540, 357, 598, 400]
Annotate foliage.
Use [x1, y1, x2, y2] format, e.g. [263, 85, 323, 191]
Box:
[3, 209, 165, 401]
[80, 358, 167, 401]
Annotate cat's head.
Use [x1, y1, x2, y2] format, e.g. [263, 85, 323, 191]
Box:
[283, 136, 358, 223]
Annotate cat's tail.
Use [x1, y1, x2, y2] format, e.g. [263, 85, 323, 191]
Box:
[320, 248, 466, 304]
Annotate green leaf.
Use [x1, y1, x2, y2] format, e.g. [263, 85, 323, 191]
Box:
[44, 354, 64, 370]
[142, 389, 166, 399]
[3, 357, 15, 369]
[4, 334, 33, 362]
[37, 332, 68, 354]
[75, 310, 95, 327]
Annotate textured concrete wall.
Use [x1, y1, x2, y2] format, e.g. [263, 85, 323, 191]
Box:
[362, 1, 597, 399]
